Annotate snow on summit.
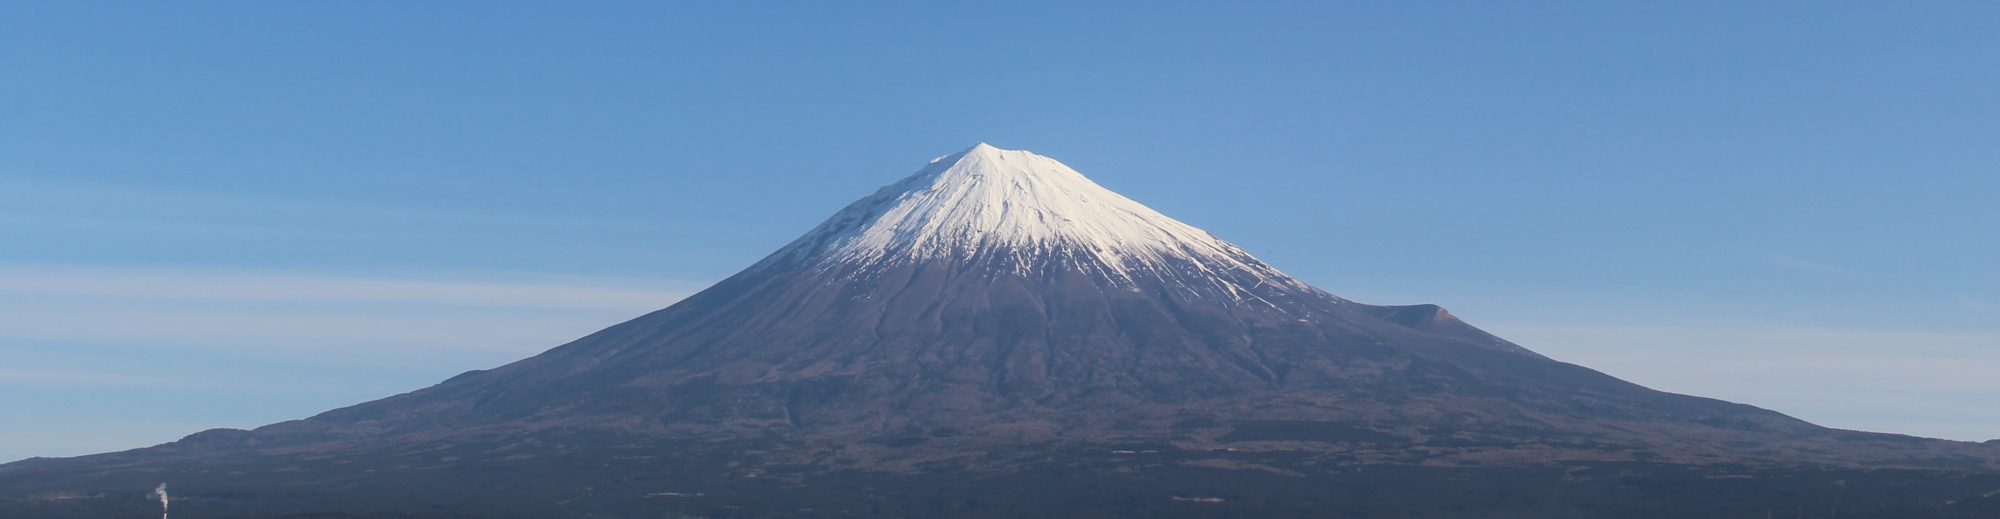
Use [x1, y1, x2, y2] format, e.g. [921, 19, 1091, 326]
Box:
[760, 143, 1309, 294]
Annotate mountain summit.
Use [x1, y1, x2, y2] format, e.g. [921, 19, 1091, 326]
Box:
[759, 143, 1335, 325]
[761, 144, 1296, 291]
[5, 145, 1997, 518]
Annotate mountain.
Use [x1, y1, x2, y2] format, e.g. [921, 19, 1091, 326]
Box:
[4, 144, 1997, 518]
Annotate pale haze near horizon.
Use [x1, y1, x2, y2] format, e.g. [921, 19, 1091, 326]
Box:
[1, 2, 1995, 462]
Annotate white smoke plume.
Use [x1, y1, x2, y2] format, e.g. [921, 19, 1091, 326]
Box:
[151, 483, 169, 519]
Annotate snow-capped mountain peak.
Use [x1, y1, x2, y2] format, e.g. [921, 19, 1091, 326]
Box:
[759, 144, 1303, 292]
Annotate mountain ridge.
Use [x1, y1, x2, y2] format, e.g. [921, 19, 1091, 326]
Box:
[3, 144, 1996, 518]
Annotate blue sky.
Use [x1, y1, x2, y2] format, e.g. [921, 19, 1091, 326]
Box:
[2, 2, 1996, 462]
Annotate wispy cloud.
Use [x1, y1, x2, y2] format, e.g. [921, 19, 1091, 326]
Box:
[1763, 252, 1858, 275]
[1959, 296, 2000, 314]
[0, 265, 690, 311]
[0, 178, 620, 231]
[0, 179, 673, 258]
[0, 265, 702, 462]
[1490, 323, 2000, 441]
[0, 367, 159, 386]
[0, 266, 694, 360]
